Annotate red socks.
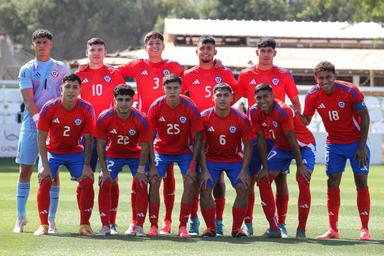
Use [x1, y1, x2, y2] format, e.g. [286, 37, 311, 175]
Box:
[130, 179, 137, 223]
[258, 177, 279, 230]
[215, 197, 226, 221]
[327, 187, 340, 231]
[98, 179, 112, 226]
[297, 176, 311, 231]
[78, 178, 94, 225]
[190, 194, 199, 219]
[179, 203, 192, 227]
[37, 179, 52, 225]
[276, 193, 289, 225]
[357, 187, 370, 230]
[201, 207, 216, 231]
[110, 181, 119, 225]
[232, 207, 247, 231]
[245, 192, 255, 224]
[149, 203, 160, 227]
[134, 180, 148, 227]
[163, 165, 175, 222]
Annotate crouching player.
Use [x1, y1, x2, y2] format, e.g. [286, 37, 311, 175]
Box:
[250, 83, 315, 239]
[147, 74, 203, 238]
[94, 84, 152, 236]
[34, 74, 95, 236]
[200, 83, 253, 238]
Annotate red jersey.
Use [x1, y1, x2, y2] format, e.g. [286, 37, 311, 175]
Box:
[182, 66, 238, 111]
[238, 65, 298, 106]
[147, 95, 203, 155]
[38, 98, 95, 154]
[303, 80, 365, 144]
[75, 66, 125, 118]
[118, 59, 184, 113]
[250, 99, 315, 151]
[94, 107, 152, 158]
[201, 107, 253, 162]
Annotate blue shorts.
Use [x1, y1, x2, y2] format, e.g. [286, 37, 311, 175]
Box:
[41, 152, 85, 179]
[155, 153, 192, 177]
[325, 142, 370, 175]
[106, 157, 149, 180]
[82, 137, 98, 172]
[16, 130, 38, 165]
[206, 161, 247, 188]
[268, 145, 316, 173]
[249, 138, 274, 176]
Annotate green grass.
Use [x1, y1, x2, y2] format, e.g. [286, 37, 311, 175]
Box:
[1, 158, 384, 256]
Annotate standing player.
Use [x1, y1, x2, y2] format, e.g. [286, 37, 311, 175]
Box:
[14, 29, 68, 233]
[300, 61, 371, 240]
[182, 35, 239, 236]
[250, 83, 316, 239]
[200, 83, 253, 238]
[238, 37, 300, 236]
[118, 32, 184, 234]
[147, 74, 203, 238]
[76, 38, 125, 234]
[94, 84, 151, 236]
[33, 74, 95, 236]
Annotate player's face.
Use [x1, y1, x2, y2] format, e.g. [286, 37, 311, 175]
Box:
[255, 90, 274, 112]
[164, 82, 181, 100]
[315, 71, 336, 93]
[213, 89, 233, 110]
[86, 44, 106, 65]
[32, 37, 52, 59]
[115, 94, 133, 114]
[196, 43, 216, 63]
[145, 38, 164, 58]
[256, 47, 276, 66]
[61, 81, 81, 103]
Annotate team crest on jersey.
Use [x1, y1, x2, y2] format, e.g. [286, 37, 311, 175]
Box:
[272, 121, 278, 127]
[214, 76, 222, 84]
[338, 101, 345, 108]
[179, 116, 187, 124]
[74, 118, 82, 126]
[272, 78, 279, 86]
[229, 126, 237, 133]
[104, 75, 111, 82]
[51, 70, 59, 78]
[129, 129, 136, 136]
[163, 69, 170, 76]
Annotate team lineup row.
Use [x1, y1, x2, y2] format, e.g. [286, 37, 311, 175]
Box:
[13, 29, 371, 241]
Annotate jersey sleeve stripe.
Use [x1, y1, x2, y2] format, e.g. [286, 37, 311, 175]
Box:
[78, 99, 95, 119]
[181, 97, 201, 116]
[334, 82, 360, 98]
[132, 109, 149, 129]
[40, 98, 61, 116]
[230, 108, 251, 126]
[96, 108, 115, 125]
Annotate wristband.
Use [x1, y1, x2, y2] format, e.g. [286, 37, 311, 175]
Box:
[137, 165, 146, 174]
[188, 160, 197, 171]
[32, 113, 39, 124]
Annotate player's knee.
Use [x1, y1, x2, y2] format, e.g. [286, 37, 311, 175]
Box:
[235, 184, 248, 198]
[354, 174, 368, 188]
[100, 178, 112, 191]
[19, 165, 33, 180]
[149, 178, 161, 190]
[327, 173, 342, 187]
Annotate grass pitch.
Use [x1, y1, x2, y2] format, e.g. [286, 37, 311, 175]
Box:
[0, 158, 383, 256]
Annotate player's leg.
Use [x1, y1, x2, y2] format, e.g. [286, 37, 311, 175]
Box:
[349, 142, 371, 240]
[148, 154, 167, 235]
[69, 152, 94, 236]
[188, 179, 200, 236]
[213, 174, 226, 236]
[48, 174, 60, 234]
[14, 130, 38, 233]
[317, 143, 345, 240]
[110, 178, 119, 234]
[296, 145, 316, 240]
[225, 162, 249, 238]
[34, 152, 61, 236]
[177, 154, 197, 238]
[274, 173, 289, 237]
[163, 164, 175, 224]
[128, 178, 137, 232]
[200, 161, 220, 237]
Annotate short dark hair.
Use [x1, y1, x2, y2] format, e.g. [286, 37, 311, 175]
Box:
[314, 61, 336, 75]
[87, 37, 106, 47]
[257, 37, 276, 49]
[213, 82, 233, 94]
[62, 73, 81, 85]
[113, 84, 135, 98]
[32, 29, 53, 41]
[163, 73, 182, 86]
[255, 83, 273, 94]
[198, 35, 216, 45]
[144, 31, 164, 44]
